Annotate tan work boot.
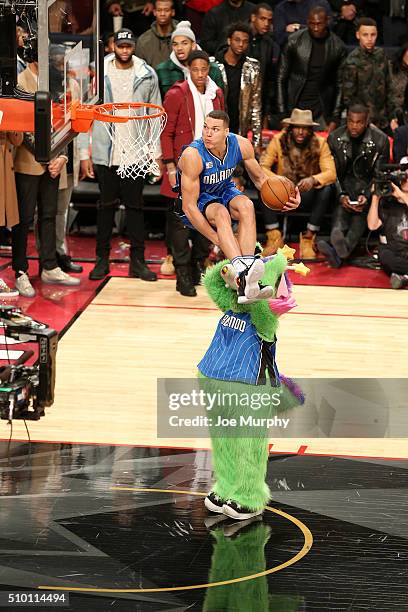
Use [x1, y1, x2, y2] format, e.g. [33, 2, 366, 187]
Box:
[299, 232, 318, 259]
[262, 229, 284, 256]
[160, 254, 175, 275]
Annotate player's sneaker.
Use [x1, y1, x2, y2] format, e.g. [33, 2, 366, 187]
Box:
[236, 259, 275, 304]
[204, 491, 225, 513]
[236, 258, 265, 303]
[222, 499, 264, 521]
[239, 284, 275, 304]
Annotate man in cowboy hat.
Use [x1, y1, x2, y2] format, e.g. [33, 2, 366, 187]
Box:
[260, 108, 336, 258]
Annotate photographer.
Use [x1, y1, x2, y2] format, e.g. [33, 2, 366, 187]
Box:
[367, 158, 408, 289]
[318, 104, 390, 267]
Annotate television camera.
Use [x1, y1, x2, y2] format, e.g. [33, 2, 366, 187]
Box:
[0, 306, 57, 422]
[374, 163, 408, 197]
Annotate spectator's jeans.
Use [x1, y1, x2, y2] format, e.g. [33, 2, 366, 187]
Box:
[264, 185, 333, 232]
[35, 173, 73, 257]
[378, 245, 408, 275]
[330, 204, 367, 258]
[166, 205, 210, 267]
[94, 164, 145, 261]
[12, 172, 59, 273]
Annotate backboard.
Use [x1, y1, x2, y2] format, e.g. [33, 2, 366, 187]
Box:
[37, 0, 102, 160]
[0, 0, 101, 161]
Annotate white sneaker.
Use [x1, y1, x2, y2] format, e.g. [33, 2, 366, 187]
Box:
[41, 267, 80, 286]
[0, 279, 19, 299]
[237, 259, 266, 304]
[237, 284, 274, 304]
[15, 272, 36, 298]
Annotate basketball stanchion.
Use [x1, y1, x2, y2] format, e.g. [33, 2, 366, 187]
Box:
[71, 101, 167, 180]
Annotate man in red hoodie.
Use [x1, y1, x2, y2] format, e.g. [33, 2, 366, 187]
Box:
[160, 50, 224, 296]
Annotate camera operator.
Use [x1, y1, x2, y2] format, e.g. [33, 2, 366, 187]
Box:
[367, 158, 408, 289]
[318, 104, 390, 267]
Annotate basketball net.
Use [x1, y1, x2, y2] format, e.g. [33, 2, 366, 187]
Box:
[94, 103, 167, 180]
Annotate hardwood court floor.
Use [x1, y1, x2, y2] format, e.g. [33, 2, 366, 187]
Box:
[2, 278, 407, 458]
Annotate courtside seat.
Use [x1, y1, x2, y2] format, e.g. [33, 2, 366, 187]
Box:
[70, 181, 332, 239]
[71, 180, 168, 211]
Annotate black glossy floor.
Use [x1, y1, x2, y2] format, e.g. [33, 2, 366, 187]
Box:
[0, 441, 407, 611]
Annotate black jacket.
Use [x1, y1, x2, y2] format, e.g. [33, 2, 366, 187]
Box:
[248, 31, 280, 116]
[277, 28, 347, 124]
[392, 125, 408, 164]
[327, 124, 390, 199]
[200, 0, 255, 56]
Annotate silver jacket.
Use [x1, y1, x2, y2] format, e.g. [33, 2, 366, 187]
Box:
[214, 56, 262, 148]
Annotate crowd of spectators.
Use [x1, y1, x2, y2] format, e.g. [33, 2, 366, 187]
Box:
[2, 0, 408, 299]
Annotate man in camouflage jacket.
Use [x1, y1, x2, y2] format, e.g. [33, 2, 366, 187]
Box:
[342, 17, 395, 131]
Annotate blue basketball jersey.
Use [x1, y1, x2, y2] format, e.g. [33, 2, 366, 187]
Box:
[198, 310, 280, 385]
[188, 133, 243, 196]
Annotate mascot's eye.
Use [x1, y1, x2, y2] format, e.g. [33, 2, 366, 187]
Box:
[221, 266, 229, 275]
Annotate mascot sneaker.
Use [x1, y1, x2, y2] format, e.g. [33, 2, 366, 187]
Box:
[223, 499, 264, 520]
[204, 492, 225, 513]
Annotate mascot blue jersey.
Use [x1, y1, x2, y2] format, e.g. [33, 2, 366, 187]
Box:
[189, 133, 243, 195]
[198, 310, 280, 386]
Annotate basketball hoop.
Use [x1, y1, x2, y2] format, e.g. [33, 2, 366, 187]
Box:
[72, 102, 167, 180]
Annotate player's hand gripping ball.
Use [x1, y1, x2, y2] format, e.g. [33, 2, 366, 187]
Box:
[261, 176, 297, 211]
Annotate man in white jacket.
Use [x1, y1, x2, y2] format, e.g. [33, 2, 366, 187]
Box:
[80, 28, 162, 281]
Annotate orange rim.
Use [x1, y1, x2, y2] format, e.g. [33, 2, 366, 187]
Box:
[71, 101, 166, 132]
[93, 102, 165, 123]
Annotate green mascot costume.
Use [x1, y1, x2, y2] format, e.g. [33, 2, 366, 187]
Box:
[198, 247, 308, 520]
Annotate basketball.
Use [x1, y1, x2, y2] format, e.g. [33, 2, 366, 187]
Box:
[261, 176, 296, 211]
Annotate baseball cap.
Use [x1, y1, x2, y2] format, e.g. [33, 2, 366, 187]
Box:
[114, 29, 136, 46]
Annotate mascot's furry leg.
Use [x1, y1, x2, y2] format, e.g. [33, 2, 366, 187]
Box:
[211, 434, 270, 511]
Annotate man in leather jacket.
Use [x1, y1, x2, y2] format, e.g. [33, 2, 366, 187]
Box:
[277, 6, 346, 131]
[318, 104, 390, 267]
[248, 3, 280, 127]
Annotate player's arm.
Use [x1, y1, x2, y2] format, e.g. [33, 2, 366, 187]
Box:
[238, 135, 301, 211]
[237, 135, 268, 191]
[179, 149, 220, 245]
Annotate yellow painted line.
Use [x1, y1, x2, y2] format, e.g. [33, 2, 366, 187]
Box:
[39, 487, 313, 593]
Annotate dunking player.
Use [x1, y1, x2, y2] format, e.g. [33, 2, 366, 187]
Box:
[177, 110, 300, 302]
